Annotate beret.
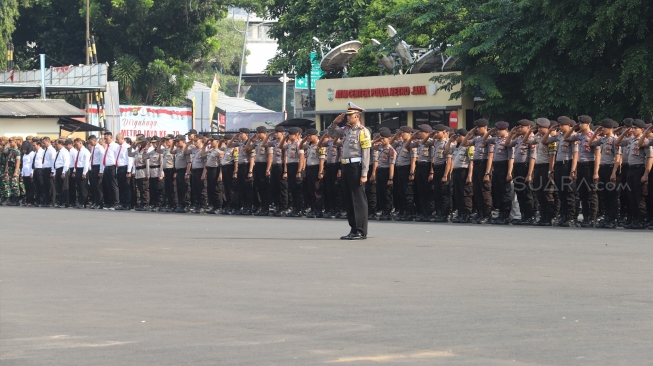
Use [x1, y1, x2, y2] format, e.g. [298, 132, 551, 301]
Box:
[623, 118, 633, 127]
[184, 129, 197, 136]
[456, 128, 468, 135]
[578, 115, 592, 124]
[239, 127, 250, 134]
[224, 134, 234, 139]
[334, 128, 345, 138]
[495, 121, 509, 130]
[306, 128, 318, 136]
[418, 124, 433, 133]
[518, 119, 534, 126]
[399, 126, 413, 133]
[379, 127, 391, 133]
[319, 130, 327, 136]
[274, 125, 285, 132]
[550, 121, 558, 128]
[149, 136, 160, 143]
[174, 134, 186, 141]
[557, 118, 572, 126]
[536, 118, 550, 128]
[379, 129, 392, 137]
[632, 119, 646, 128]
[256, 126, 267, 133]
[289, 127, 302, 134]
[600, 119, 615, 128]
[433, 124, 448, 131]
[474, 118, 489, 127]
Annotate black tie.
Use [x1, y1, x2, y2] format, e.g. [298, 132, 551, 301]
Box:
[42, 148, 47, 164]
[54, 150, 60, 169]
[32, 151, 36, 169]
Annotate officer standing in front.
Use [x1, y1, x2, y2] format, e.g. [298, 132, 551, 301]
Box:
[327, 102, 371, 240]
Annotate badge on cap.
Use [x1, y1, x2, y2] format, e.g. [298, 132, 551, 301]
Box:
[346, 101, 365, 114]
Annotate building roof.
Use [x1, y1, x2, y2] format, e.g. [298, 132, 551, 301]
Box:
[0, 99, 86, 118]
[216, 91, 276, 114]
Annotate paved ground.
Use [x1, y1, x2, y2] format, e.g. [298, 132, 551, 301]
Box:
[1, 206, 652, 365]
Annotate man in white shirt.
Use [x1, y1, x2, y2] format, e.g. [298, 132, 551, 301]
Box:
[31, 138, 45, 206]
[65, 139, 78, 206]
[115, 133, 133, 210]
[51, 139, 71, 208]
[100, 131, 120, 210]
[87, 135, 105, 209]
[72, 138, 91, 208]
[40, 137, 58, 206]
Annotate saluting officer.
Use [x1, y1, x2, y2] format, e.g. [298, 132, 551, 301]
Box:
[525, 118, 557, 226]
[322, 128, 343, 219]
[375, 127, 397, 221]
[616, 119, 650, 229]
[448, 129, 474, 223]
[406, 124, 434, 222]
[390, 126, 416, 221]
[463, 119, 493, 224]
[158, 134, 177, 212]
[542, 117, 578, 226]
[219, 134, 238, 214]
[300, 128, 326, 218]
[147, 136, 165, 212]
[327, 102, 372, 240]
[267, 126, 289, 216]
[130, 137, 150, 211]
[589, 119, 622, 228]
[506, 120, 536, 225]
[250, 126, 274, 215]
[483, 121, 513, 224]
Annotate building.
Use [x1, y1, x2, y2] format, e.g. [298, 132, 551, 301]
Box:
[314, 72, 474, 132]
[230, 8, 278, 74]
[0, 99, 101, 138]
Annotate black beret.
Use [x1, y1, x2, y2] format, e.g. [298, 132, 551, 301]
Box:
[474, 118, 489, 127]
[379, 127, 391, 133]
[174, 134, 186, 141]
[600, 119, 615, 128]
[379, 129, 392, 137]
[224, 134, 234, 139]
[623, 118, 633, 127]
[186, 129, 198, 135]
[557, 118, 571, 126]
[306, 128, 318, 136]
[239, 127, 250, 134]
[536, 118, 550, 128]
[433, 124, 448, 131]
[274, 125, 285, 133]
[456, 128, 468, 135]
[256, 126, 267, 133]
[578, 115, 592, 124]
[334, 128, 345, 138]
[632, 119, 646, 128]
[289, 127, 302, 135]
[418, 124, 433, 133]
[518, 119, 534, 126]
[495, 121, 509, 130]
[399, 126, 413, 133]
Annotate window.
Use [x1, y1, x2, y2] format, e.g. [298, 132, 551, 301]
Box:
[414, 110, 453, 127]
[364, 111, 407, 134]
[319, 114, 339, 130]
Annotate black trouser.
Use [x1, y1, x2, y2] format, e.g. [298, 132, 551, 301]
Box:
[41, 168, 55, 205]
[175, 168, 190, 208]
[305, 165, 324, 213]
[205, 166, 219, 209]
[554, 160, 576, 220]
[74, 170, 88, 206]
[253, 162, 270, 212]
[394, 165, 414, 215]
[376, 167, 393, 215]
[491, 161, 512, 216]
[576, 161, 598, 222]
[286, 162, 304, 212]
[117, 166, 131, 207]
[149, 177, 164, 207]
[323, 163, 339, 213]
[432, 164, 451, 217]
[221, 164, 236, 210]
[626, 165, 647, 224]
[90, 165, 103, 207]
[452, 167, 472, 215]
[129, 174, 137, 208]
[69, 168, 77, 205]
[472, 159, 492, 218]
[270, 164, 288, 211]
[513, 162, 534, 220]
[415, 162, 434, 217]
[236, 163, 254, 210]
[55, 168, 70, 206]
[33, 168, 44, 205]
[533, 163, 555, 222]
[597, 164, 619, 222]
[366, 176, 377, 214]
[135, 177, 150, 207]
[23, 175, 35, 204]
[191, 168, 207, 207]
[103, 165, 119, 207]
[619, 164, 630, 221]
[163, 168, 177, 208]
[341, 162, 368, 235]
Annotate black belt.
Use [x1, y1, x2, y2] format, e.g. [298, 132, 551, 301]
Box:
[417, 161, 431, 166]
[513, 162, 528, 166]
[135, 166, 146, 170]
[577, 161, 594, 165]
[104, 165, 115, 168]
[600, 164, 614, 168]
[149, 165, 161, 168]
[556, 160, 572, 165]
[473, 159, 488, 163]
[630, 164, 644, 170]
[92, 164, 100, 167]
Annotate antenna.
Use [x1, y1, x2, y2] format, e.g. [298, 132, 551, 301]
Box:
[370, 39, 395, 75]
[319, 40, 363, 78]
[387, 25, 413, 67]
[409, 40, 454, 73]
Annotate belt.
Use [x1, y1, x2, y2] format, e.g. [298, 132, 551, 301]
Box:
[473, 159, 488, 163]
[630, 164, 644, 169]
[417, 161, 431, 166]
[341, 157, 361, 164]
[600, 164, 614, 168]
[92, 164, 100, 167]
[556, 160, 572, 165]
[104, 165, 115, 168]
[577, 161, 594, 165]
[149, 165, 161, 168]
[135, 166, 146, 170]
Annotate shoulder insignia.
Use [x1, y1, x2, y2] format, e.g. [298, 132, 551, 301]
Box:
[467, 146, 475, 159]
[360, 129, 372, 149]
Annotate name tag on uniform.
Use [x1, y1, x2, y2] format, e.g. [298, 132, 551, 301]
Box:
[605, 145, 612, 154]
[437, 150, 444, 158]
[422, 148, 429, 156]
[584, 143, 590, 152]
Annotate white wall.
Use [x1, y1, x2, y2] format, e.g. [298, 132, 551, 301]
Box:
[246, 42, 279, 74]
[0, 118, 61, 137]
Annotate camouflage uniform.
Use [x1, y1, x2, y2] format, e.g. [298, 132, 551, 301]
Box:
[3, 148, 21, 198]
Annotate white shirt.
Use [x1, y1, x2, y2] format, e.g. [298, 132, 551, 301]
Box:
[52, 147, 71, 174]
[74, 146, 91, 176]
[102, 141, 120, 168]
[117, 142, 133, 171]
[22, 151, 35, 176]
[33, 148, 44, 169]
[68, 147, 78, 168]
[90, 144, 105, 166]
[42, 145, 57, 168]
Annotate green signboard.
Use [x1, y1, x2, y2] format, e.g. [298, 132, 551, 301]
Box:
[295, 52, 323, 90]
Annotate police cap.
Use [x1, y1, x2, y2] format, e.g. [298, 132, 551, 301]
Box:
[495, 121, 509, 130]
[289, 127, 302, 135]
[623, 118, 633, 127]
[536, 118, 551, 128]
[600, 119, 615, 128]
[379, 129, 392, 138]
[433, 124, 448, 131]
[256, 126, 267, 133]
[474, 118, 489, 127]
[456, 128, 468, 135]
[632, 119, 646, 129]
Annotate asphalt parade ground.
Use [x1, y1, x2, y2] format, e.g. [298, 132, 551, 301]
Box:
[1, 207, 652, 365]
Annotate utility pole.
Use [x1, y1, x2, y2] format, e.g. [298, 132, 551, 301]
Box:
[236, 13, 249, 98]
[85, 0, 90, 120]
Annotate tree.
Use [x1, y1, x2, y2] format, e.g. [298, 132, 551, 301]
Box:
[0, 0, 25, 70]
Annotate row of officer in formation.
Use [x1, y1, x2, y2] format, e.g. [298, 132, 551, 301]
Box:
[2, 116, 653, 230]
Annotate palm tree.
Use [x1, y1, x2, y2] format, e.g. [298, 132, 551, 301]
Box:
[112, 55, 142, 100]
